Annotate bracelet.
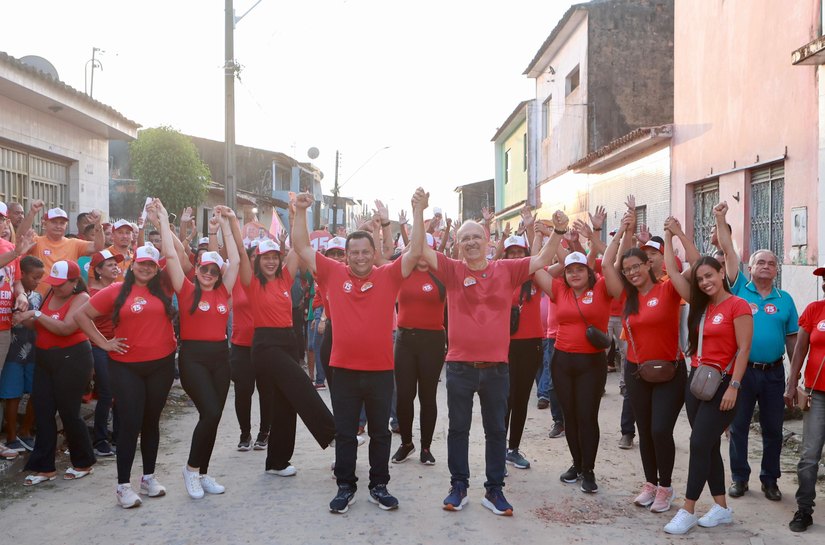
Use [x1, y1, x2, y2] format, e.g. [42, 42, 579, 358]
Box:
[553, 228, 568, 235]
[380, 221, 391, 227]
[593, 227, 602, 231]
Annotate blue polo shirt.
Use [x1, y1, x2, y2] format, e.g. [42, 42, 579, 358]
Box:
[731, 273, 798, 362]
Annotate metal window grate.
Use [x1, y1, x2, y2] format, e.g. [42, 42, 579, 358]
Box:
[692, 180, 719, 256]
[750, 163, 784, 287]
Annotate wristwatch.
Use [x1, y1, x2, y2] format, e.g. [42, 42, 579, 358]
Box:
[730, 380, 741, 390]
[33, 310, 42, 320]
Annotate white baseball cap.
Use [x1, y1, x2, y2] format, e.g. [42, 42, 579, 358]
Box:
[198, 251, 225, 270]
[256, 239, 281, 255]
[113, 219, 135, 231]
[135, 243, 161, 264]
[426, 233, 438, 249]
[564, 251, 588, 268]
[642, 240, 664, 254]
[0, 202, 7, 217]
[198, 237, 210, 246]
[504, 235, 528, 251]
[325, 236, 346, 252]
[45, 207, 68, 221]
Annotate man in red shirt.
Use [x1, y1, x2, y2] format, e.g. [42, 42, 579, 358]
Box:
[292, 187, 428, 514]
[421, 211, 568, 516]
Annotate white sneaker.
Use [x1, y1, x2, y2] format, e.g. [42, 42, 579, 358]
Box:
[698, 503, 733, 527]
[182, 467, 204, 499]
[634, 482, 657, 507]
[140, 474, 167, 497]
[266, 465, 297, 477]
[116, 484, 142, 509]
[200, 474, 225, 494]
[357, 435, 366, 447]
[664, 508, 699, 535]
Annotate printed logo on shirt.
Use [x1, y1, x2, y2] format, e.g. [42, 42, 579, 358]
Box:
[764, 304, 778, 315]
[749, 303, 759, 315]
[217, 304, 228, 314]
[531, 286, 537, 296]
[282, 291, 289, 298]
[582, 290, 594, 305]
[422, 283, 433, 292]
[343, 281, 353, 293]
[198, 301, 210, 312]
[463, 276, 477, 287]
[130, 303, 144, 313]
[711, 313, 724, 325]
[361, 281, 373, 292]
[43, 249, 51, 256]
[133, 297, 147, 306]
[646, 298, 659, 308]
[50, 313, 60, 320]
[818, 320, 825, 332]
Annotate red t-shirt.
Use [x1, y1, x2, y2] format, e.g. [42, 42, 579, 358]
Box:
[34, 293, 89, 349]
[397, 268, 445, 331]
[243, 270, 294, 329]
[512, 281, 543, 340]
[0, 239, 21, 331]
[436, 252, 530, 363]
[797, 301, 825, 391]
[89, 283, 177, 363]
[694, 295, 752, 369]
[316, 253, 404, 371]
[623, 279, 682, 363]
[311, 284, 323, 310]
[553, 276, 614, 354]
[230, 281, 254, 347]
[545, 295, 559, 339]
[88, 286, 115, 339]
[178, 280, 230, 342]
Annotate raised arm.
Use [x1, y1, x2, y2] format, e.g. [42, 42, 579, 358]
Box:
[213, 206, 240, 293]
[438, 217, 452, 253]
[83, 209, 105, 254]
[529, 211, 568, 275]
[152, 199, 185, 293]
[398, 209, 410, 247]
[713, 202, 740, 283]
[664, 219, 691, 300]
[400, 188, 428, 278]
[15, 200, 44, 248]
[520, 206, 536, 249]
[293, 193, 319, 275]
[603, 211, 633, 299]
[375, 200, 394, 260]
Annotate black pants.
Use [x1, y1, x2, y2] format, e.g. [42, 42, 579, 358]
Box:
[506, 338, 542, 450]
[252, 328, 335, 471]
[292, 305, 306, 361]
[331, 368, 394, 489]
[320, 320, 334, 390]
[26, 342, 95, 473]
[230, 343, 272, 437]
[625, 359, 687, 487]
[109, 353, 175, 484]
[684, 367, 739, 501]
[179, 340, 230, 474]
[394, 328, 445, 449]
[551, 349, 607, 472]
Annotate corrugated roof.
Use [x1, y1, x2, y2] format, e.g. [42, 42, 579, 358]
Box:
[0, 51, 140, 128]
[568, 124, 672, 170]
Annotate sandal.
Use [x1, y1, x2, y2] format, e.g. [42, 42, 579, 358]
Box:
[23, 474, 57, 486]
[64, 467, 94, 480]
[1, 444, 19, 460]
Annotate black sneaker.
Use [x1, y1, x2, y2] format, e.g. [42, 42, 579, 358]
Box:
[548, 422, 565, 439]
[391, 443, 415, 464]
[420, 448, 436, 465]
[560, 465, 581, 483]
[237, 434, 252, 452]
[581, 470, 598, 493]
[368, 484, 399, 511]
[789, 510, 813, 532]
[93, 440, 114, 457]
[253, 433, 269, 451]
[329, 485, 356, 514]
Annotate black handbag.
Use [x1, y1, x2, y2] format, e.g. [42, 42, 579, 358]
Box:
[510, 287, 527, 335]
[574, 294, 611, 350]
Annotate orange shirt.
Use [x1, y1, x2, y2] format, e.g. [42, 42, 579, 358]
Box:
[31, 236, 90, 296]
[107, 244, 133, 282]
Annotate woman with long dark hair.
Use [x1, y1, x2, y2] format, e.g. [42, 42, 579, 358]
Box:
[77, 242, 178, 509]
[19, 260, 95, 486]
[154, 200, 240, 499]
[238, 219, 335, 477]
[662, 212, 752, 535]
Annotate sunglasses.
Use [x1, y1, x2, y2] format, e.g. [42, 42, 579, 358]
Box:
[198, 265, 220, 276]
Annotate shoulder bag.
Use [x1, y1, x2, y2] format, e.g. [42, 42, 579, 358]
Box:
[574, 294, 612, 350]
[510, 286, 527, 335]
[689, 313, 736, 401]
[626, 317, 678, 383]
[798, 355, 825, 412]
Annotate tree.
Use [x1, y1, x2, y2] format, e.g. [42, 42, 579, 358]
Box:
[130, 126, 211, 216]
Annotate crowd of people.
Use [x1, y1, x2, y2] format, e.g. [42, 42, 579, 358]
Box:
[0, 190, 822, 535]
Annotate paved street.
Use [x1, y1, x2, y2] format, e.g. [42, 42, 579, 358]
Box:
[0, 370, 822, 545]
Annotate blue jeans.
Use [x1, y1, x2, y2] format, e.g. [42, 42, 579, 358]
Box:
[728, 362, 785, 485]
[307, 314, 325, 385]
[536, 338, 564, 424]
[796, 390, 825, 512]
[446, 361, 509, 490]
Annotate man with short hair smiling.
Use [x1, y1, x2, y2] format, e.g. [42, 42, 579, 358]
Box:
[420, 210, 568, 516]
[7, 203, 24, 231]
[107, 219, 136, 281]
[16, 200, 104, 295]
[292, 188, 428, 514]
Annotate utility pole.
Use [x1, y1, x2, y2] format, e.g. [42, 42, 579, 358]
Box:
[331, 150, 340, 233]
[224, 0, 237, 210]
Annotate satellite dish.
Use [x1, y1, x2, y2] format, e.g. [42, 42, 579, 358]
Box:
[19, 55, 60, 80]
[307, 147, 320, 160]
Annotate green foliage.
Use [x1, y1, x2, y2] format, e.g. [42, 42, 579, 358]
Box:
[130, 126, 211, 215]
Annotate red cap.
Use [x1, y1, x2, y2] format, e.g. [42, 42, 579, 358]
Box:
[44, 260, 81, 286]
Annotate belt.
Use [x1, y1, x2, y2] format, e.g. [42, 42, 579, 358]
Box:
[462, 361, 501, 369]
[748, 358, 783, 370]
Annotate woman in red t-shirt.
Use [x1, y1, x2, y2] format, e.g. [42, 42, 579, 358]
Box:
[87, 249, 125, 458]
[238, 220, 335, 476]
[535, 217, 623, 494]
[18, 260, 95, 486]
[662, 214, 752, 535]
[156, 201, 240, 499]
[77, 241, 178, 510]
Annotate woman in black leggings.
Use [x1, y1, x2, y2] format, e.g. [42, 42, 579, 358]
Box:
[155, 201, 240, 499]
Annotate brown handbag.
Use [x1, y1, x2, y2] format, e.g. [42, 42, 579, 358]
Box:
[625, 318, 678, 383]
[798, 356, 825, 412]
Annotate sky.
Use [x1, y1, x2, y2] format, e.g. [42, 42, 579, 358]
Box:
[3, 0, 578, 218]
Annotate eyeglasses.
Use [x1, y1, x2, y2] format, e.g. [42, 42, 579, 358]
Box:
[621, 263, 644, 276]
[198, 265, 220, 276]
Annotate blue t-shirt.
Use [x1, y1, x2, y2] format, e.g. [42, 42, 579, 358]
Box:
[5, 291, 42, 365]
[731, 272, 798, 362]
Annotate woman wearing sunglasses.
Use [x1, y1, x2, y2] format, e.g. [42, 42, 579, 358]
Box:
[153, 200, 240, 500]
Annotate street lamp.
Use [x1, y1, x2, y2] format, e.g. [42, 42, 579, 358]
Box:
[331, 146, 391, 233]
[85, 47, 103, 98]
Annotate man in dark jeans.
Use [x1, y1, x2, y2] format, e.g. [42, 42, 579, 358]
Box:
[292, 187, 427, 514]
[420, 209, 567, 516]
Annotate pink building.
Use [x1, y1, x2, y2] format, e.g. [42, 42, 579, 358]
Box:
[672, 0, 820, 304]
